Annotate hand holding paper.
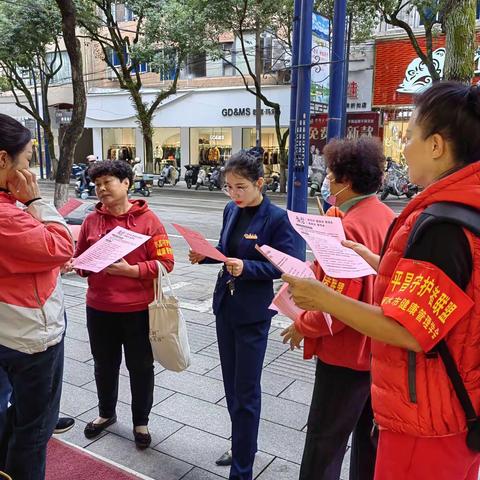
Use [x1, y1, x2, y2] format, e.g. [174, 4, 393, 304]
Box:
[73, 226, 150, 273]
[255, 244, 315, 278]
[287, 210, 376, 278]
[173, 223, 227, 262]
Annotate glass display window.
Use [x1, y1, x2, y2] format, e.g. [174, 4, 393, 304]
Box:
[152, 128, 181, 173]
[102, 128, 136, 162]
[190, 128, 233, 166]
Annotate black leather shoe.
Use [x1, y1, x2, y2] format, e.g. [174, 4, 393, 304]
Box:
[54, 417, 75, 434]
[84, 415, 117, 439]
[215, 449, 232, 466]
[133, 428, 151, 449]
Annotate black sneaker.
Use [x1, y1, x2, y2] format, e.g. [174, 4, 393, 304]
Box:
[54, 417, 75, 434]
[215, 449, 232, 466]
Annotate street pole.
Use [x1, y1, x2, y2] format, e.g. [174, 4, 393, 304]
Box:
[327, 0, 347, 141]
[255, 19, 262, 149]
[31, 68, 45, 180]
[286, 0, 301, 210]
[38, 66, 51, 178]
[291, 0, 313, 260]
[341, 13, 353, 136]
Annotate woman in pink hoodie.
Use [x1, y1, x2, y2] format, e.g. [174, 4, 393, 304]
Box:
[74, 160, 174, 449]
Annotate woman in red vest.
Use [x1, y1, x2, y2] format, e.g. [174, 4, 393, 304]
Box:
[284, 81, 480, 480]
[281, 137, 394, 480]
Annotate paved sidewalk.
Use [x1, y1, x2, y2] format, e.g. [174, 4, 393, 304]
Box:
[57, 236, 351, 480]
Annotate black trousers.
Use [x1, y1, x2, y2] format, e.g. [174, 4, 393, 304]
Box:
[299, 359, 376, 480]
[86, 307, 154, 426]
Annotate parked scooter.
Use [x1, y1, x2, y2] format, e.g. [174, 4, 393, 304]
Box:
[381, 159, 418, 200]
[157, 164, 180, 187]
[195, 167, 211, 190]
[184, 165, 200, 189]
[264, 172, 280, 192]
[208, 166, 223, 191]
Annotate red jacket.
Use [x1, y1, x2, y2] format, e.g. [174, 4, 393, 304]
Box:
[295, 196, 394, 370]
[75, 200, 174, 313]
[0, 194, 73, 353]
[372, 162, 480, 437]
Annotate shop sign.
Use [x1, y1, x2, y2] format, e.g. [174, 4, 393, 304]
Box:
[55, 109, 72, 124]
[309, 112, 380, 153]
[398, 47, 480, 94]
[221, 107, 275, 117]
[210, 134, 225, 141]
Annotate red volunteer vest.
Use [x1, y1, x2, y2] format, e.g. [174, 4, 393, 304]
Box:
[372, 162, 480, 437]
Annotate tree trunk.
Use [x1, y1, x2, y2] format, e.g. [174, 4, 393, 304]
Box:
[44, 126, 57, 179]
[54, 0, 86, 208]
[143, 129, 154, 173]
[273, 107, 288, 193]
[443, 0, 476, 83]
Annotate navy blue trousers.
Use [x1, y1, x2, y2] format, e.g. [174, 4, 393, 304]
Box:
[0, 339, 64, 480]
[216, 298, 271, 480]
[299, 359, 376, 480]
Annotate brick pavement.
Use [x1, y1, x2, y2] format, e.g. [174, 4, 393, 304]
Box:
[57, 236, 351, 480]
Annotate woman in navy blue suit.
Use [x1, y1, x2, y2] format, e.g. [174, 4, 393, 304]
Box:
[189, 151, 299, 480]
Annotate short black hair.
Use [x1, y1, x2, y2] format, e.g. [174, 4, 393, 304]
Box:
[88, 160, 134, 188]
[223, 149, 264, 182]
[415, 81, 480, 164]
[0, 113, 32, 158]
[324, 137, 385, 195]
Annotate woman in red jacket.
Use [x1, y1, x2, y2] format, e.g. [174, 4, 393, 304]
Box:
[282, 137, 394, 480]
[285, 81, 480, 479]
[74, 160, 174, 449]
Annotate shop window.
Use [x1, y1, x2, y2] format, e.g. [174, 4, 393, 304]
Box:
[190, 128, 232, 166]
[242, 127, 287, 175]
[102, 128, 136, 162]
[152, 128, 181, 174]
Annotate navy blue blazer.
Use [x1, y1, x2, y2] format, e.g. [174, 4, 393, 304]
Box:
[209, 196, 300, 324]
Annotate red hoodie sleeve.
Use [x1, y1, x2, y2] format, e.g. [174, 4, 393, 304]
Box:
[137, 217, 174, 279]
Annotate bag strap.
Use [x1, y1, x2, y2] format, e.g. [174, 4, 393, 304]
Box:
[405, 201, 480, 425]
[435, 341, 479, 426]
[154, 261, 175, 303]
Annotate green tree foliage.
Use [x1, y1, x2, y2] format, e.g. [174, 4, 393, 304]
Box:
[0, 0, 63, 175]
[77, 0, 207, 171]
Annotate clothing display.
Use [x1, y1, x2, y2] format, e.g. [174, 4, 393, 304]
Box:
[107, 145, 135, 162]
[154, 145, 181, 172]
[199, 145, 232, 165]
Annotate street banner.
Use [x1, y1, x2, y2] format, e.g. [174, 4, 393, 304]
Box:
[287, 210, 376, 278]
[73, 226, 150, 272]
[172, 223, 227, 262]
[311, 12, 330, 106]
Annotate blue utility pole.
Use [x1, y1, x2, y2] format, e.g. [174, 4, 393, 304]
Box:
[290, 0, 313, 260]
[327, 0, 347, 141]
[286, 0, 301, 210]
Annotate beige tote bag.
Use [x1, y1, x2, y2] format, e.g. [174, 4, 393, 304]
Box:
[149, 262, 191, 372]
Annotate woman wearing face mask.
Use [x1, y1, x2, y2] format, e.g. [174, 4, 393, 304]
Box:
[284, 82, 480, 479]
[282, 137, 395, 480]
[189, 150, 299, 480]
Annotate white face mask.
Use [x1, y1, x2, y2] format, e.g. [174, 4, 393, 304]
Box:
[322, 176, 350, 206]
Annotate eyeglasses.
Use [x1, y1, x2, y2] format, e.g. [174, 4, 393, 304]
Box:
[222, 183, 253, 196]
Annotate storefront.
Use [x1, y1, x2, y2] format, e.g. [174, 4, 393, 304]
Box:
[373, 34, 480, 161]
[84, 86, 290, 174]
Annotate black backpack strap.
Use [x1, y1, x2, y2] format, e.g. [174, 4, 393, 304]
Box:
[407, 202, 480, 252]
[405, 202, 480, 414]
[435, 341, 479, 426]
